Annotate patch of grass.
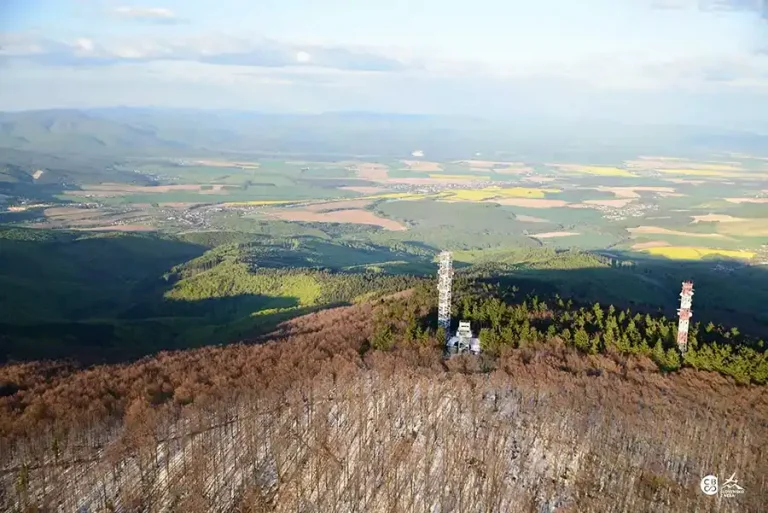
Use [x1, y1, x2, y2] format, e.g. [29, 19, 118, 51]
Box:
[166, 260, 323, 306]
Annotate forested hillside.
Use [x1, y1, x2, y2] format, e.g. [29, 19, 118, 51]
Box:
[2, 226, 768, 365]
[0, 228, 426, 362]
[1, 296, 765, 512]
[371, 281, 768, 384]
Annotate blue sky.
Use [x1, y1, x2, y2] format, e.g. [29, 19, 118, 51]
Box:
[1, 0, 768, 128]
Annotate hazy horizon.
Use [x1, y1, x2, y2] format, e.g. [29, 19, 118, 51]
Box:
[1, 1, 768, 130]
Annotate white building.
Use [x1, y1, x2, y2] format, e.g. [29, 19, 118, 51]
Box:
[446, 321, 481, 354]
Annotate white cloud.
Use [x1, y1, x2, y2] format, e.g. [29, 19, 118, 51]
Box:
[112, 6, 183, 23]
[75, 38, 95, 53]
[296, 51, 312, 63]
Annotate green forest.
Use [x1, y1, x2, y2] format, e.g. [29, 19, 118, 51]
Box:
[370, 280, 768, 385]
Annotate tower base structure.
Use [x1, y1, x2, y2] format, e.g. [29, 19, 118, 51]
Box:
[445, 321, 481, 356]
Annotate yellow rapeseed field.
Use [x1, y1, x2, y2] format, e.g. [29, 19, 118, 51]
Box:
[439, 187, 561, 202]
[644, 246, 755, 260]
[576, 166, 637, 177]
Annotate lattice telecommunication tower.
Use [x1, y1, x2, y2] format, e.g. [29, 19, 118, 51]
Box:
[437, 251, 454, 341]
[677, 281, 694, 353]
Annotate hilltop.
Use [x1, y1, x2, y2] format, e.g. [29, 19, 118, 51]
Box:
[1, 292, 766, 512]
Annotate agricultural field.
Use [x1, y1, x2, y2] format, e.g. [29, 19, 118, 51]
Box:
[3, 153, 768, 265]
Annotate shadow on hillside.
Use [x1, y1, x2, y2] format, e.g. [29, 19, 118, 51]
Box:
[0, 294, 308, 365]
[469, 251, 768, 339]
[2, 230, 768, 365]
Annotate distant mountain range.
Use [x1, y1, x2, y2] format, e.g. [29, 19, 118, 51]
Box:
[1, 108, 767, 164]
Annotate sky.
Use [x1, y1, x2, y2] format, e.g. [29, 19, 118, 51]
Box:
[1, 0, 768, 129]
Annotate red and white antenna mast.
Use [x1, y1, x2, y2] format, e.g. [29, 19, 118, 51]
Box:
[677, 281, 694, 353]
